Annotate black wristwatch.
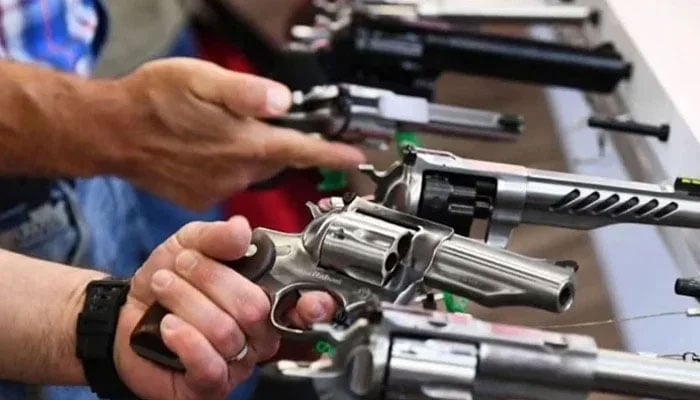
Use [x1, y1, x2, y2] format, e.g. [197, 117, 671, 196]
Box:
[76, 278, 138, 400]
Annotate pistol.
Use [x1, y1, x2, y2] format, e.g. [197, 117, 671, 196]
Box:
[278, 301, 700, 400]
[130, 196, 576, 371]
[362, 146, 700, 248]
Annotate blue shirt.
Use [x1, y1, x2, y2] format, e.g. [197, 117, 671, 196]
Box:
[0, 0, 104, 74]
[0, 2, 257, 399]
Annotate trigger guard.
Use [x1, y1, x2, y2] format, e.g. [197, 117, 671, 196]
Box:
[270, 283, 347, 338]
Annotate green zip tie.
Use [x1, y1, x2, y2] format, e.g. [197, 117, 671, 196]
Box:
[318, 169, 348, 192]
[443, 291, 469, 313]
[314, 340, 336, 357]
[395, 130, 422, 152]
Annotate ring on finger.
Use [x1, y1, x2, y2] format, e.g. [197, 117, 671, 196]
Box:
[226, 342, 249, 363]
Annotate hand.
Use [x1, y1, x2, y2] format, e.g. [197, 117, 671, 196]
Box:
[113, 217, 336, 400]
[111, 57, 365, 210]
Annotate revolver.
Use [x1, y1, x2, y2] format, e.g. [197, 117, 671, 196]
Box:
[362, 146, 700, 248]
[200, 0, 630, 97]
[278, 301, 700, 400]
[289, 0, 630, 95]
[130, 196, 576, 371]
[268, 83, 524, 149]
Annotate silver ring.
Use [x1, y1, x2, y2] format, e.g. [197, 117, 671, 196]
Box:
[226, 343, 249, 363]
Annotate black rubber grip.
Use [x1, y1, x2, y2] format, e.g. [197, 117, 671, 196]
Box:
[130, 231, 276, 371]
[675, 278, 700, 299]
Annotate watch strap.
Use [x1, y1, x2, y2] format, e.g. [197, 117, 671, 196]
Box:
[76, 278, 138, 399]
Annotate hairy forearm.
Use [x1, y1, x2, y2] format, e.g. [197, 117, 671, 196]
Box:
[0, 250, 108, 384]
[0, 61, 132, 177]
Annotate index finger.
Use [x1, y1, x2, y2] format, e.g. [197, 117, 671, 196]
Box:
[286, 292, 337, 329]
[259, 126, 367, 170]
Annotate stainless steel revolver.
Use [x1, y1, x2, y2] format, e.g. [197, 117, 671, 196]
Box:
[278, 301, 700, 400]
[268, 83, 523, 150]
[130, 196, 575, 370]
[362, 146, 700, 248]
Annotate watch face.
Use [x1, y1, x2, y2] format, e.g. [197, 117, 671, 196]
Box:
[86, 279, 130, 312]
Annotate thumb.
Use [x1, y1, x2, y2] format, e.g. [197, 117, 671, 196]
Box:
[191, 63, 292, 117]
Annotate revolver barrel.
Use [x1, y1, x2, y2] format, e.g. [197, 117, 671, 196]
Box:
[425, 236, 576, 312]
[594, 350, 700, 399]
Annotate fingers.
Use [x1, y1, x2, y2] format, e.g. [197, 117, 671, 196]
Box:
[294, 292, 337, 327]
[159, 314, 230, 395]
[285, 292, 336, 329]
[170, 250, 280, 362]
[150, 269, 246, 360]
[253, 126, 367, 170]
[190, 63, 292, 117]
[173, 216, 252, 261]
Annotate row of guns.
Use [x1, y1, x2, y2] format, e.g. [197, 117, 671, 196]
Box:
[133, 2, 700, 399]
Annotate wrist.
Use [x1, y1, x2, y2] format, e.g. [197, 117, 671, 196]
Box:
[8, 69, 130, 178]
[60, 270, 111, 384]
[67, 78, 140, 177]
[76, 277, 136, 399]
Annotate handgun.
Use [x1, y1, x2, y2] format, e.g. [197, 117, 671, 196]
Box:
[200, 0, 631, 96]
[278, 301, 700, 400]
[293, 1, 629, 96]
[130, 196, 576, 371]
[268, 83, 524, 149]
[361, 146, 700, 248]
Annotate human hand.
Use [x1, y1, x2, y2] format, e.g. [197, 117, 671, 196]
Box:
[111, 57, 365, 210]
[113, 216, 336, 400]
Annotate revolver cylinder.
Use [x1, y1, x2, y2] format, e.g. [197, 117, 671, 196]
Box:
[320, 212, 414, 286]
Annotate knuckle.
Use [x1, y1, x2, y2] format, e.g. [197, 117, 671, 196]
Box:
[258, 339, 280, 362]
[239, 78, 267, 112]
[192, 258, 218, 286]
[175, 222, 204, 249]
[236, 295, 270, 329]
[210, 318, 241, 353]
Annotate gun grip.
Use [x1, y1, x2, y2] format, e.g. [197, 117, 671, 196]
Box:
[129, 231, 276, 371]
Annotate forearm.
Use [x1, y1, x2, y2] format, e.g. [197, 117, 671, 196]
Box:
[0, 249, 108, 384]
[0, 61, 131, 177]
